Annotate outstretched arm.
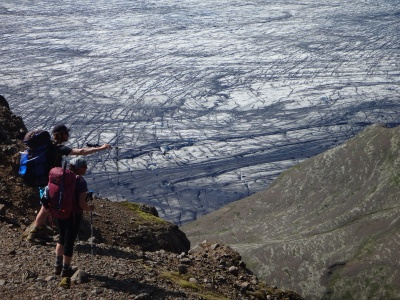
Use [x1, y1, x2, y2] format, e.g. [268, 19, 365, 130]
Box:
[69, 144, 111, 156]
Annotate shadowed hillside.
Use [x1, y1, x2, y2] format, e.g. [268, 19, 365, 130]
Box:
[182, 124, 400, 300]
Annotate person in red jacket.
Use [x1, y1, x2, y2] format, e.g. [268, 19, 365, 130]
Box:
[55, 158, 94, 288]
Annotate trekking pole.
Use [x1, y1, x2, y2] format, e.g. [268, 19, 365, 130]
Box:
[90, 209, 93, 272]
[115, 146, 119, 201]
[86, 190, 94, 273]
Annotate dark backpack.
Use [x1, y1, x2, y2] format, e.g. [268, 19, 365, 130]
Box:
[47, 163, 77, 219]
[18, 130, 52, 187]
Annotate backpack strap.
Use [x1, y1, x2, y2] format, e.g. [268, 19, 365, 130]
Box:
[58, 161, 67, 210]
[24, 146, 49, 163]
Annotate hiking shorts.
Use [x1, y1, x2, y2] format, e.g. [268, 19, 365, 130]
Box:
[57, 214, 83, 257]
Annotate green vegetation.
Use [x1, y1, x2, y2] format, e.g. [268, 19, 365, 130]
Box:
[340, 291, 355, 300]
[353, 236, 376, 260]
[120, 202, 167, 224]
[160, 271, 199, 290]
[327, 271, 342, 295]
[247, 289, 267, 299]
[390, 173, 400, 186]
[234, 211, 241, 219]
[291, 164, 303, 171]
[283, 267, 291, 279]
[219, 227, 230, 233]
[274, 169, 292, 182]
[367, 185, 377, 195]
[329, 266, 398, 300]
[241, 258, 262, 275]
[160, 272, 229, 300]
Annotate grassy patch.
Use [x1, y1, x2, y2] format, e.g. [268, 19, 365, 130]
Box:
[160, 272, 228, 300]
[353, 236, 376, 259]
[219, 227, 230, 233]
[161, 271, 199, 290]
[247, 290, 267, 299]
[367, 185, 377, 195]
[120, 202, 167, 224]
[390, 173, 400, 186]
[283, 267, 291, 279]
[329, 265, 398, 300]
[340, 291, 355, 300]
[241, 258, 262, 275]
[326, 269, 342, 294]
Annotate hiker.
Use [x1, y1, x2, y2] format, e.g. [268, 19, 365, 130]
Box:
[55, 157, 93, 284]
[26, 124, 111, 241]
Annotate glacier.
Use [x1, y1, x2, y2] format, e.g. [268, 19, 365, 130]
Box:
[1, 0, 399, 224]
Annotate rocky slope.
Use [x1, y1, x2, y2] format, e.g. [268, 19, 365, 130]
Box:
[182, 124, 400, 300]
[0, 96, 303, 299]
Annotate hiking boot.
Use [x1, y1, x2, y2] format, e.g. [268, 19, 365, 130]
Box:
[61, 267, 75, 278]
[58, 277, 71, 289]
[26, 226, 52, 242]
[55, 265, 63, 276]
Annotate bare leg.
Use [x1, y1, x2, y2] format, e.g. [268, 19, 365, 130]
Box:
[33, 206, 49, 227]
[56, 243, 64, 257]
[26, 206, 50, 241]
[63, 256, 72, 266]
